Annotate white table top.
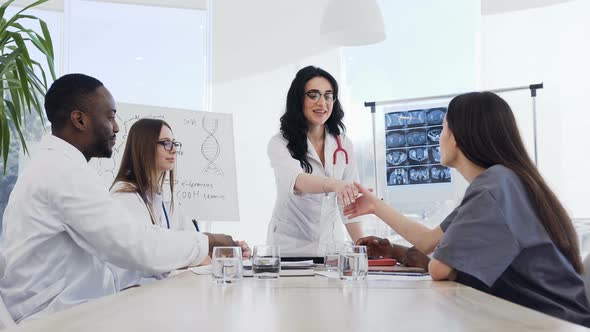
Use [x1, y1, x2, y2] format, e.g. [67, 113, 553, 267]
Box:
[7, 272, 588, 332]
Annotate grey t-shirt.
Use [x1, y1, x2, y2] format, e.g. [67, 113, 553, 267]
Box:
[434, 165, 590, 327]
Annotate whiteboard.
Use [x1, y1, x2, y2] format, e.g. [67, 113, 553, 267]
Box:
[90, 103, 239, 222]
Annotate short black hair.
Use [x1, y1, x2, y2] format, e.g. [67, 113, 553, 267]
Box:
[44, 73, 104, 130]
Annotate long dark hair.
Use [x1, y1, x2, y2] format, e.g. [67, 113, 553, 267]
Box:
[111, 118, 175, 224]
[280, 65, 345, 173]
[447, 91, 582, 273]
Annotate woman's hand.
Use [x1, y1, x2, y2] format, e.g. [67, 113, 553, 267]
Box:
[343, 182, 378, 218]
[329, 179, 359, 207]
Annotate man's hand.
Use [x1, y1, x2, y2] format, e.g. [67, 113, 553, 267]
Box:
[355, 236, 397, 259]
[404, 247, 431, 271]
[236, 240, 251, 258]
[355, 236, 431, 271]
[203, 233, 251, 258]
[204, 232, 236, 256]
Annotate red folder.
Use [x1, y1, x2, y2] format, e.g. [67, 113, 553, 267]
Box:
[368, 258, 397, 266]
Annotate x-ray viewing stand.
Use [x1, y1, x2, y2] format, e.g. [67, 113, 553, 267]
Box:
[364, 83, 543, 199]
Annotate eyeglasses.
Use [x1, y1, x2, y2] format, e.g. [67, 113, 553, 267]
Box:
[305, 90, 336, 104]
[157, 140, 182, 152]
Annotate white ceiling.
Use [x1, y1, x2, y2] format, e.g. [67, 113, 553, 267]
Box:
[11, 0, 64, 11]
[10, 0, 206, 11]
[10, 0, 577, 15]
[88, 0, 206, 10]
[481, 0, 575, 15]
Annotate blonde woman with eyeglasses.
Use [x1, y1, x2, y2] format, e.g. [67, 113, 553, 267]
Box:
[110, 118, 249, 287]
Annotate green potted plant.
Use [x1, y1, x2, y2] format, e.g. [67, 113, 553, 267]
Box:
[0, 0, 56, 172]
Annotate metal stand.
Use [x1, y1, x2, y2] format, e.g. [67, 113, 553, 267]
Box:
[529, 83, 543, 165]
[364, 83, 543, 199]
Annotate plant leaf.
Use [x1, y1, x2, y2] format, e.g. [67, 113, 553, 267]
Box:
[0, 0, 55, 172]
[0, 0, 16, 23]
[1, 114, 10, 173]
[5, 98, 27, 155]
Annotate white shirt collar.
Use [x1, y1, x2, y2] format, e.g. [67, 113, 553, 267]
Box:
[40, 134, 88, 166]
[306, 128, 342, 166]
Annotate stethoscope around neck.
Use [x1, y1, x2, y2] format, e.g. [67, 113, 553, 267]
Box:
[332, 135, 349, 165]
[329, 136, 349, 244]
[324, 135, 349, 202]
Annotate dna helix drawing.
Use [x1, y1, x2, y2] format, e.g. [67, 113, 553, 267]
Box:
[201, 116, 224, 177]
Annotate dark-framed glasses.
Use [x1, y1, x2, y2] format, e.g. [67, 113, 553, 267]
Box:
[305, 90, 336, 104]
[157, 140, 182, 152]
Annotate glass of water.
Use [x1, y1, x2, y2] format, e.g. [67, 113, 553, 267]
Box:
[324, 241, 353, 271]
[338, 245, 368, 281]
[212, 246, 243, 284]
[252, 245, 280, 279]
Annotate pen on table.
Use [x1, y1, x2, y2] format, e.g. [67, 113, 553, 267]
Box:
[192, 219, 200, 232]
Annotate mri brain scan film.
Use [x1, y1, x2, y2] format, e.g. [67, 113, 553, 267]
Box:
[384, 106, 451, 186]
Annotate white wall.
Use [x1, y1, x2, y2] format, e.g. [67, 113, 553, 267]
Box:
[481, 0, 590, 219]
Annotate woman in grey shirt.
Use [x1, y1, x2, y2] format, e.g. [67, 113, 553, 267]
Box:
[345, 91, 590, 327]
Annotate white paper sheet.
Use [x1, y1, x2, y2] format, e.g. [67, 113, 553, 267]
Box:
[315, 271, 432, 281]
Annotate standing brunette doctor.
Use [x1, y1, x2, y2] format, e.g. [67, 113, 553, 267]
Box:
[266, 66, 364, 255]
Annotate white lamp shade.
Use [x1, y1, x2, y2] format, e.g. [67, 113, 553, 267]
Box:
[320, 0, 386, 46]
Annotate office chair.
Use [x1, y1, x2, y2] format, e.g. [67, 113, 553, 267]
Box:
[0, 254, 16, 329]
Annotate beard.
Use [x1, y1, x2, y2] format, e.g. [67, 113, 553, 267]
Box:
[92, 138, 113, 158]
[86, 113, 117, 159]
[90, 127, 115, 159]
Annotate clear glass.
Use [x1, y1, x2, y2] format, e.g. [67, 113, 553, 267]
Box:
[212, 246, 243, 284]
[338, 245, 368, 281]
[324, 241, 354, 271]
[252, 245, 281, 279]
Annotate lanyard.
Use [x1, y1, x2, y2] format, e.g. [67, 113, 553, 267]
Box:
[162, 201, 170, 229]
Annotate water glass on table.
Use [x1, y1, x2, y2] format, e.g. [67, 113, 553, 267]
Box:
[324, 241, 353, 271]
[252, 245, 281, 279]
[338, 245, 368, 281]
[212, 246, 243, 284]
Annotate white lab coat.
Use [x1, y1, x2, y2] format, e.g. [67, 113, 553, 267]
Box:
[266, 131, 365, 255]
[0, 135, 208, 323]
[109, 182, 206, 286]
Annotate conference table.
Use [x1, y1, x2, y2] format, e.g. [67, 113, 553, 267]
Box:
[7, 271, 588, 332]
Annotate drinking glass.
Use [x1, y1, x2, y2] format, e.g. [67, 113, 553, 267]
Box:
[252, 245, 281, 279]
[338, 245, 368, 281]
[212, 246, 243, 284]
[324, 241, 353, 271]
